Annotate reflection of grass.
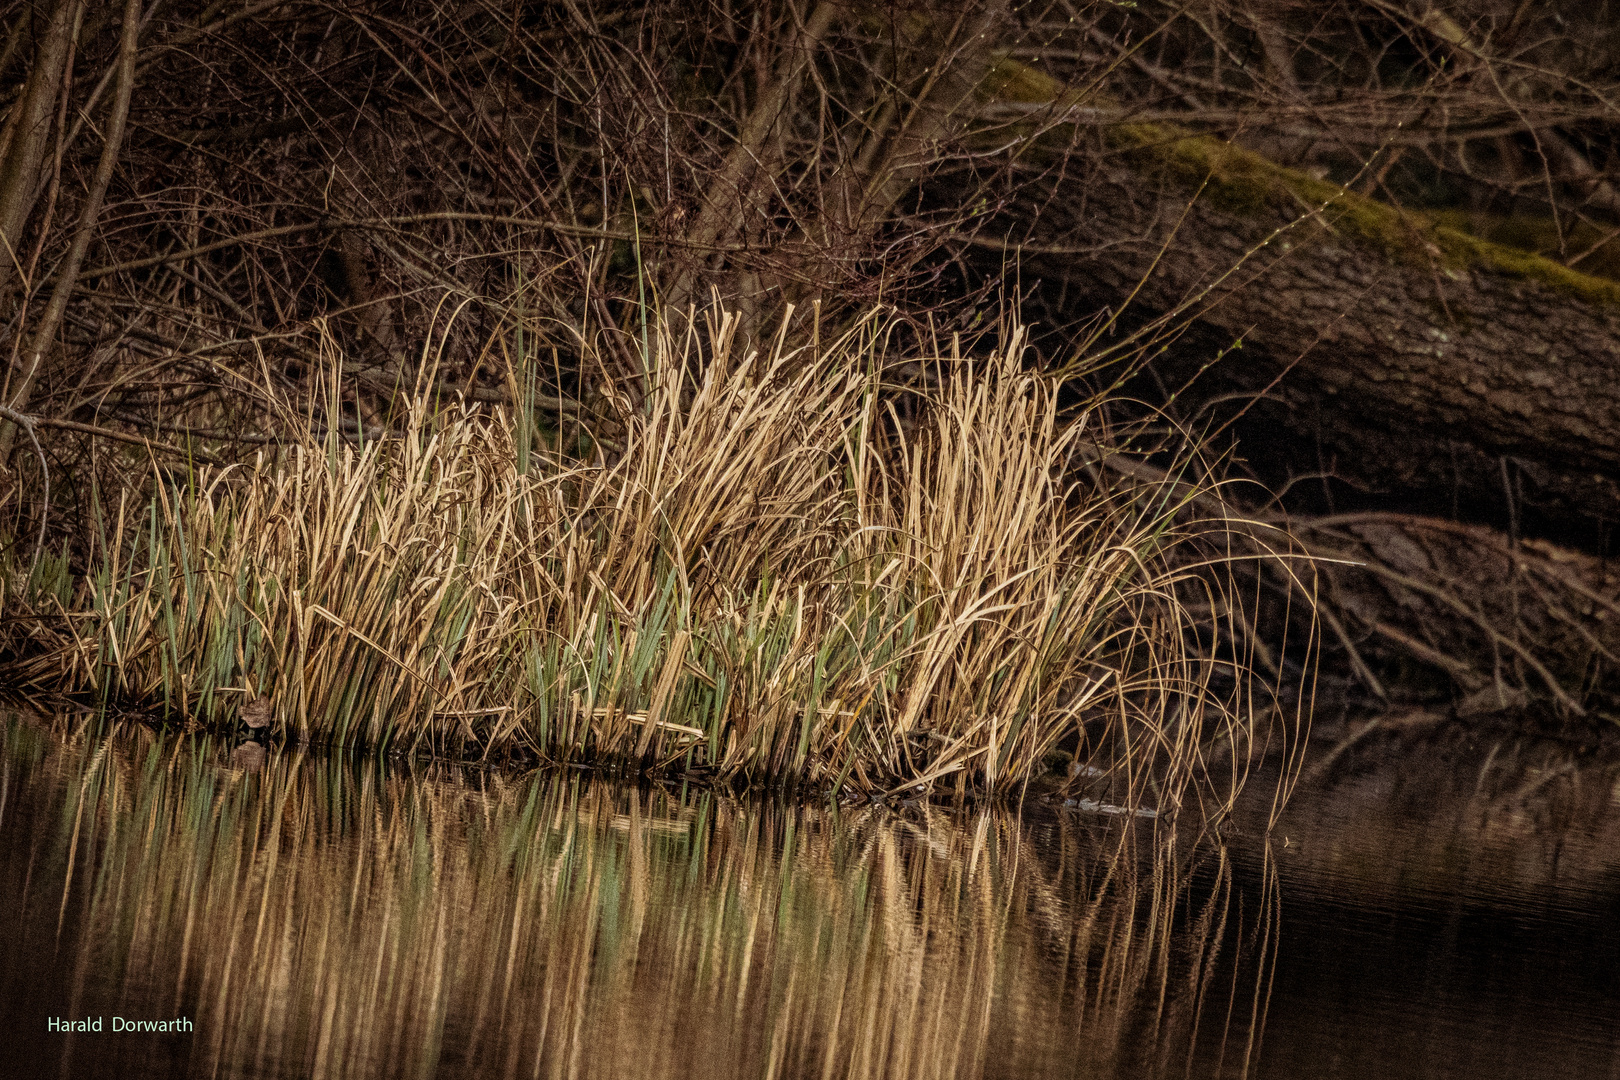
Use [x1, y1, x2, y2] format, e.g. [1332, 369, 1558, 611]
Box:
[10, 306, 1306, 806]
[16, 715, 1276, 1080]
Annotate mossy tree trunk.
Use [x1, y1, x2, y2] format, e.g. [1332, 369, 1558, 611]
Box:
[983, 142, 1620, 553]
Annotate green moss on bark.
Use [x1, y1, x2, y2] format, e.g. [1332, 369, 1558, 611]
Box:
[980, 56, 1620, 310]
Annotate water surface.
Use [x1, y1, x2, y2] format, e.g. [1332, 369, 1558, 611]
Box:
[0, 715, 1265, 1079]
[1, 714, 1616, 1079]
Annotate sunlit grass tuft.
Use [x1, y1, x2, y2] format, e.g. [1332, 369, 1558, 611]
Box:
[11, 306, 1310, 809]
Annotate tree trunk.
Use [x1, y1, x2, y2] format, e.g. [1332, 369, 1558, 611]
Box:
[0, 0, 81, 300]
[0, 0, 136, 462]
[979, 126, 1620, 553]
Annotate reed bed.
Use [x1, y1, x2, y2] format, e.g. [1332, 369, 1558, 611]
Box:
[5, 306, 1308, 808]
[7, 713, 1277, 1080]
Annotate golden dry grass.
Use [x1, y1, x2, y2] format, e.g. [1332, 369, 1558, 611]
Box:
[3, 305, 1311, 809]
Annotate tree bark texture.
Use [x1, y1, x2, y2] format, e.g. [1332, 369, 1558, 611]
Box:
[0, 0, 81, 300]
[1297, 513, 1619, 716]
[986, 135, 1620, 552]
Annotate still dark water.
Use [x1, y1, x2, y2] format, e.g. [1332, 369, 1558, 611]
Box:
[0, 712, 1616, 1080]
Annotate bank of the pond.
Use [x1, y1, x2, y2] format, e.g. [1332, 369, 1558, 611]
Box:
[6, 689, 1181, 824]
[0, 310, 1313, 815]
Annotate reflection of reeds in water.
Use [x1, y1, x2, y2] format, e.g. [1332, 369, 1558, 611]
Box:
[17, 716, 1277, 1080]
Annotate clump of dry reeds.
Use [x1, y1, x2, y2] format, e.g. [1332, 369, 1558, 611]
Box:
[5, 304, 1308, 809]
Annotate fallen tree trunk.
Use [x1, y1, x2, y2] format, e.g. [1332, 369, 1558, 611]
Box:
[957, 84, 1620, 553]
[948, 71, 1620, 710]
[1297, 513, 1620, 719]
[1099, 450, 1620, 718]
